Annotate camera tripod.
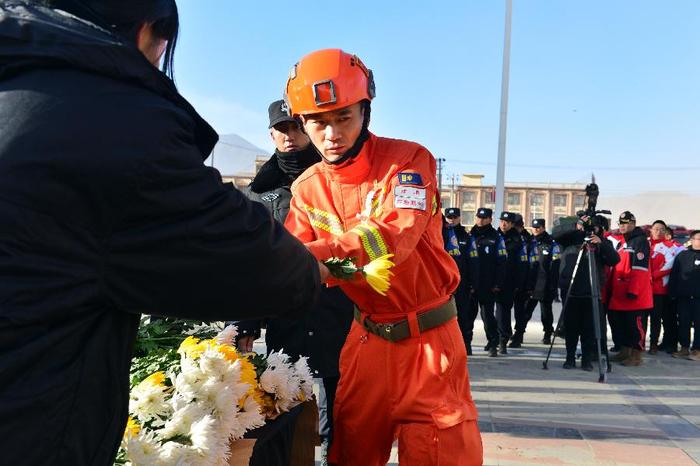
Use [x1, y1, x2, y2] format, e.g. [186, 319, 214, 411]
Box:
[543, 238, 609, 383]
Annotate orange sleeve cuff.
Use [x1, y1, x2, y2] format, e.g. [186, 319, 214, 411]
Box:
[306, 239, 335, 262]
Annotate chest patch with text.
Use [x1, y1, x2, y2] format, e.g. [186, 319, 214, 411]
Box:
[394, 186, 426, 210]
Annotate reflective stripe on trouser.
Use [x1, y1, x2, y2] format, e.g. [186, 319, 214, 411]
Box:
[328, 317, 483, 466]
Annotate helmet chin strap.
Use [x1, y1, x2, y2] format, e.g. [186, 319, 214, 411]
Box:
[320, 101, 372, 166]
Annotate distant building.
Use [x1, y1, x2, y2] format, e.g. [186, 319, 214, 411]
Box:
[225, 167, 587, 228]
[440, 174, 587, 228]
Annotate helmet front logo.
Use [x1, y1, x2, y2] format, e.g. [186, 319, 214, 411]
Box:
[312, 80, 337, 106]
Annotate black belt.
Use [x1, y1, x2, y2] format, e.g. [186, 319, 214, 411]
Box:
[353, 298, 457, 343]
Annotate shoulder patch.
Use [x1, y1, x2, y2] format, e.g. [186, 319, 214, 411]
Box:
[260, 192, 280, 202]
[637, 252, 645, 260]
[397, 172, 423, 185]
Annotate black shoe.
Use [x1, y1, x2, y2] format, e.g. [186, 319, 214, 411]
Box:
[665, 345, 678, 354]
[509, 333, 523, 348]
[484, 342, 492, 351]
[581, 360, 594, 371]
[499, 341, 508, 355]
[563, 359, 575, 369]
[488, 347, 498, 357]
[609, 345, 620, 352]
[542, 334, 552, 345]
[466, 344, 473, 356]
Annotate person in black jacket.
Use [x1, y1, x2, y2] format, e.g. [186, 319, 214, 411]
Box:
[443, 207, 479, 355]
[513, 219, 561, 346]
[0, 3, 321, 465]
[496, 211, 528, 354]
[553, 216, 619, 370]
[510, 214, 536, 347]
[669, 230, 700, 361]
[233, 101, 354, 463]
[470, 207, 507, 357]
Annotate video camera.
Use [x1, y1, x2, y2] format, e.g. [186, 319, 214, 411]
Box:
[576, 177, 611, 236]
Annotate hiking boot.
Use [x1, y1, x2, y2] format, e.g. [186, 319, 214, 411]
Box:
[610, 347, 631, 362]
[688, 350, 700, 361]
[621, 349, 643, 366]
[673, 347, 690, 359]
[581, 359, 594, 371]
[488, 347, 498, 357]
[499, 341, 508, 355]
[648, 343, 658, 355]
[563, 358, 575, 369]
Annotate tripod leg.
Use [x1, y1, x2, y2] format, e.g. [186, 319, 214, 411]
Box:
[586, 244, 608, 383]
[544, 244, 586, 369]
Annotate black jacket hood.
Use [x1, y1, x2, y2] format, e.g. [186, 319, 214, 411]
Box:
[0, 1, 217, 158]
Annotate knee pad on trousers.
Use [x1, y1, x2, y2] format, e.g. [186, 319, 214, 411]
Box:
[397, 420, 483, 466]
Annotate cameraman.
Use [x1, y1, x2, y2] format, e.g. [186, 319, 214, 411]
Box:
[553, 215, 620, 370]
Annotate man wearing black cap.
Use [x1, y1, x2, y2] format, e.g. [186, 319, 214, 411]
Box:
[513, 219, 561, 346]
[443, 207, 479, 354]
[471, 208, 507, 356]
[608, 211, 653, 367]
[234, 100, 354, 462]
[495, 211, 529, 354]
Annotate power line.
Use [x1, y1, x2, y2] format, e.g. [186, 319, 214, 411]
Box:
[447, 159, 700, 172]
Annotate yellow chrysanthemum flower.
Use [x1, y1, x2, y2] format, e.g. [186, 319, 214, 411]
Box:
[215, 342, 240, 363]
[178, 336, 205, 359]
[142, 371, 166, 387]
[124, 417, 140, 439]
[361, 254, 395, 296]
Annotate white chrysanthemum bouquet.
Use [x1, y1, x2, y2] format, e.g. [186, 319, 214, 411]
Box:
[118, 323, 314, 466]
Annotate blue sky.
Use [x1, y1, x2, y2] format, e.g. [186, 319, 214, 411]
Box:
[174, 1, 699, 195]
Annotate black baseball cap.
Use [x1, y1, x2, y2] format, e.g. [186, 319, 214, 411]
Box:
[618, 211, 636, 224]
[268, 99, 296, 128]
[514, 213, 524, 227]
[476, 207, 493, 219]
[445, 207, 460, 218]
[499, 211, 515, 222]
[532, 218, 546, 228]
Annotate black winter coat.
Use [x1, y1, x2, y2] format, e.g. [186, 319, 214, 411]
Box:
[235, 156, 354, 378]
[497, 228, 528, 303]
[442, 223, 478, 291]
[0, 3, 319, 465]
[553, 223, 619, 299]
[669, 248, 700, 299]
[470, 224, 507, 302]
[529, 231, 561, 301]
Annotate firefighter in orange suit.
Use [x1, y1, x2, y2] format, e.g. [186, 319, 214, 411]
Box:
[283, 49, 483, 466]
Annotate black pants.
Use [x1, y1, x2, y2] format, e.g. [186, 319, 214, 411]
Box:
[517, 299, 554, 335]
[677, 297, 700, 350]
[608, 309, 623, 348]
[613, 310, 647, 351]
[563, 297, 608, 362]
[512, 292, 530, 334]
[496, 298, 514, 342]
[661, 296, 679, 348]
[645, 294, 667, 346]
[455, 285, 479, 346]
[317, 376, 339, 444]
[479, 300, 498, 345]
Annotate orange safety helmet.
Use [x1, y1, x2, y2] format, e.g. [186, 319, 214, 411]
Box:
[285, 49, 375, 116]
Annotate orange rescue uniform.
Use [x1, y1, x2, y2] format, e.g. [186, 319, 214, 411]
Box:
[285, 133, 483, 466]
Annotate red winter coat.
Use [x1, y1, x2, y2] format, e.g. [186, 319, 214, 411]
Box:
[649, 238, 679, 295]
[608, 227, 653, 311]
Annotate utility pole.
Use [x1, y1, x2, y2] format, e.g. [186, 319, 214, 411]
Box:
[451, 174, 456, 207]
[495, 0, 513, 218]
[437, 157, 446, 196]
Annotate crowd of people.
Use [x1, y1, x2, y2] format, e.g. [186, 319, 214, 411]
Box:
[2, 2, 698, 466]
[442, 208, 700, 369]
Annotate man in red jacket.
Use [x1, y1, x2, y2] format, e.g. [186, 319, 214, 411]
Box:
[608, 211, 653, 366]
[648, 220, 679, 354]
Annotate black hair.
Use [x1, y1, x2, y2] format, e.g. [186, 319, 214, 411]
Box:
[691, 230, 700, 238]
[652, 219, 668, 228]
[45, 0, 179, 79]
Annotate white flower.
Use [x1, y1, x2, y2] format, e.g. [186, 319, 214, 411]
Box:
[159, 402, 207, 440]
[124, 431, 163, 466]
[189, 415, 229, 464]
[215, 325, 239, 346]
[129, 375, 171, 425]
[294, 357, 315, 400]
